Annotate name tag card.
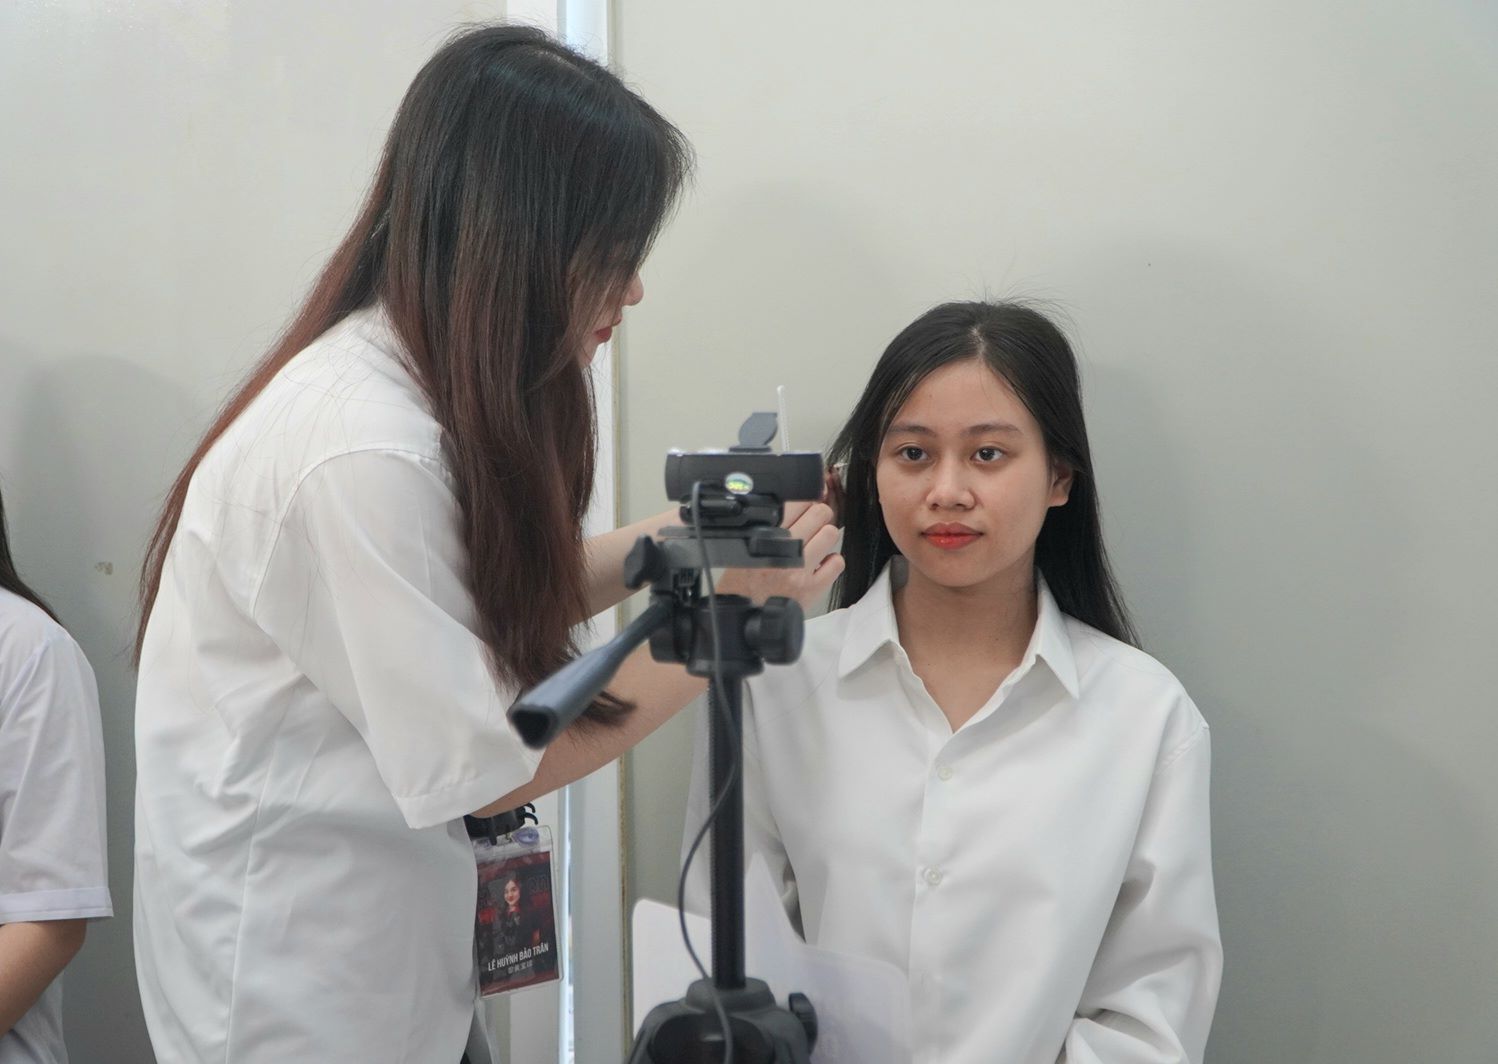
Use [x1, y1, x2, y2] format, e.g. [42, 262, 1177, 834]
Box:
[473, 825, 560, 996]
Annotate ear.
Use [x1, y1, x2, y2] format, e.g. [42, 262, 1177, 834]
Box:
[1048, 462, 1074, 508]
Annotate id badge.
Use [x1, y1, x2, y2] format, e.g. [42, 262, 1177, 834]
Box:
[474, 825, 561, 996]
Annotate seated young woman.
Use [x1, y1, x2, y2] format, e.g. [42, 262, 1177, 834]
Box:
[684, 300, 1222, 1063]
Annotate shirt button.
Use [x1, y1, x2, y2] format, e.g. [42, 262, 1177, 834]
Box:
[936, 765, 954, 781]
[923, 867, 944, 886]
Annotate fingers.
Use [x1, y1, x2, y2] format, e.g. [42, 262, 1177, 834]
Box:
[792, 514, 844, 604]
[810, 550, 847, 594]
[781, 498, 815, 528]
[800, 520, 841, 562]
[794, 502, 841, 567]
[784, 544, 843, 606]
[712, 500, 843, 609]
[787, 500, 835, 538]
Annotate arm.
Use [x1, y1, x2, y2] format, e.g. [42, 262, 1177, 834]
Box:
[0, 629, 111, 1035]
[478, 500, 844, 814]
[1060, 726, 1222, 1064]
[474, 643, 707, 814]
[255, 448, 843, 826]
[582, 505, 680, 617]
[0, 919, 86, 1035]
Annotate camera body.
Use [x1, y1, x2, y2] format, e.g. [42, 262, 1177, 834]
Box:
[664, 449, 824, 527]
[664, 409, 824, 531]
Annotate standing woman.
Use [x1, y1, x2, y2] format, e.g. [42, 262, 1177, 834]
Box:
[133, 24, 842, 1063]
[686, 301, 1221, 1062]
[0, 485, 112, 1064]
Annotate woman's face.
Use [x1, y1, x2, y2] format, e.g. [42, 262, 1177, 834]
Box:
[504, 879, 521, 909]
[583, 273, 645, 365]
[874, 357, 1071, 596]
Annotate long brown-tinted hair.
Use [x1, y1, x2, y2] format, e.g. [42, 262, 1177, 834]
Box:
[1, 484, 59, 623]
[137, 25, 692, 717]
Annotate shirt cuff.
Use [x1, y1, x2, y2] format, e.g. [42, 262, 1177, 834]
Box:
[0, 886, 113, 923]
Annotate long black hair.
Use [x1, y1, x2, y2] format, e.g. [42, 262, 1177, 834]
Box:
[137, 25, 692, 720]
[0, 484, 58, 622]
[827, 300, 1138, 646]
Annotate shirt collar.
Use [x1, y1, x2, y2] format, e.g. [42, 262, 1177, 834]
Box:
[836, 558, 1081, 700]
[836, 560, 904, 679]
[1031, 577, 1080, 699]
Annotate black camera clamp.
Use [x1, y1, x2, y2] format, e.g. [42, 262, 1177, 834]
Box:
[508, 413, 821, 1063]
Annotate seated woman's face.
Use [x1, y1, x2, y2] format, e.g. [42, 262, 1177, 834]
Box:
[874, 357, 1071, 593]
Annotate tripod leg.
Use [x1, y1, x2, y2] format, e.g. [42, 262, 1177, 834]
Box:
[707, 676, 747, 991]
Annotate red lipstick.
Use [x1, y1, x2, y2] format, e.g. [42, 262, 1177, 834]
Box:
[922, 523, 980, 550]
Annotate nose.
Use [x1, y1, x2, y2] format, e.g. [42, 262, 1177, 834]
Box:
[623, 273, 645, 308]
[925, 457, 975, 510]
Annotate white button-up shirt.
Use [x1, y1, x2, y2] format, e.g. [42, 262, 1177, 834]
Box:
[686, 561, 1221, 1063]
[0, 591, 112, 1064]
[134, 308, 538, 1063]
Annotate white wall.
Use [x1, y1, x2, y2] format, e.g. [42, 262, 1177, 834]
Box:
[615, 1, 1498, 1060]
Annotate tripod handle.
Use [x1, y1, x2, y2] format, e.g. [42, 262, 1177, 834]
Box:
[508, 599, 672, 748]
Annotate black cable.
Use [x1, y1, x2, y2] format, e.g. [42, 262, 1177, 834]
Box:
[675, 480, 738, 1064]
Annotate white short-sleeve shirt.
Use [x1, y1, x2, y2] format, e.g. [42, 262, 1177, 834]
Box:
[0, 590, 112, 1064]
[133, 307, 540, 1063]
[685, 561, 1222, 1064]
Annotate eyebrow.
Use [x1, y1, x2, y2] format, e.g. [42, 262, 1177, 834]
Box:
[886, 421, 1024, 437]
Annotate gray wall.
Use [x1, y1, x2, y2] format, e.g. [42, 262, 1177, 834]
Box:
[615, 1, 1498, 1060]
[0, 4, 506, 1059]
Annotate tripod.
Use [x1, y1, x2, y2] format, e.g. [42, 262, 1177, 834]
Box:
[508, 420, 822, 1064]
[622, 530, 817, 1064]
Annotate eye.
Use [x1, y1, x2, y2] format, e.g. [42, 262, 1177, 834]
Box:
[897, 445, 926, 462]
[975, 446, 1005, 462]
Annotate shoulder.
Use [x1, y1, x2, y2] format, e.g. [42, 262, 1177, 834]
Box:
[0, 589, 95, 712]
[212, 307, 447, 486]
[0, 587, 60, 652]
[1065, 616, 1208, 764]
[185, 310, 455, 545]
[745, 605, 850, 724]
[167, 312, 459, 611]
[285, 307, 432, 415]
[802, 605, 852, 666]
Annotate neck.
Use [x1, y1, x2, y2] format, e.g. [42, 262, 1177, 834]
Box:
[892, 559, 1039, 667]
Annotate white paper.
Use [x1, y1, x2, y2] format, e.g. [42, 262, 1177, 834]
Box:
[630, 900, 710, 1035]
[630, 856, 911, 1063]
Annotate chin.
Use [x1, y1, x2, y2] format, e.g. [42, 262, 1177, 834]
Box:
[907, 551, 1007, 591]
[930, 570, 996, 592]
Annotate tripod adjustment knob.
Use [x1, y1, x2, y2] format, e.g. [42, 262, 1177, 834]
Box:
[745, 596, 804, 664]
[788, 991, 818, 1049]
[624, 535, 667, 589]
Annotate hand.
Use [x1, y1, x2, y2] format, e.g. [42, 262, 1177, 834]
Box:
[715, 499, 844, 610]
